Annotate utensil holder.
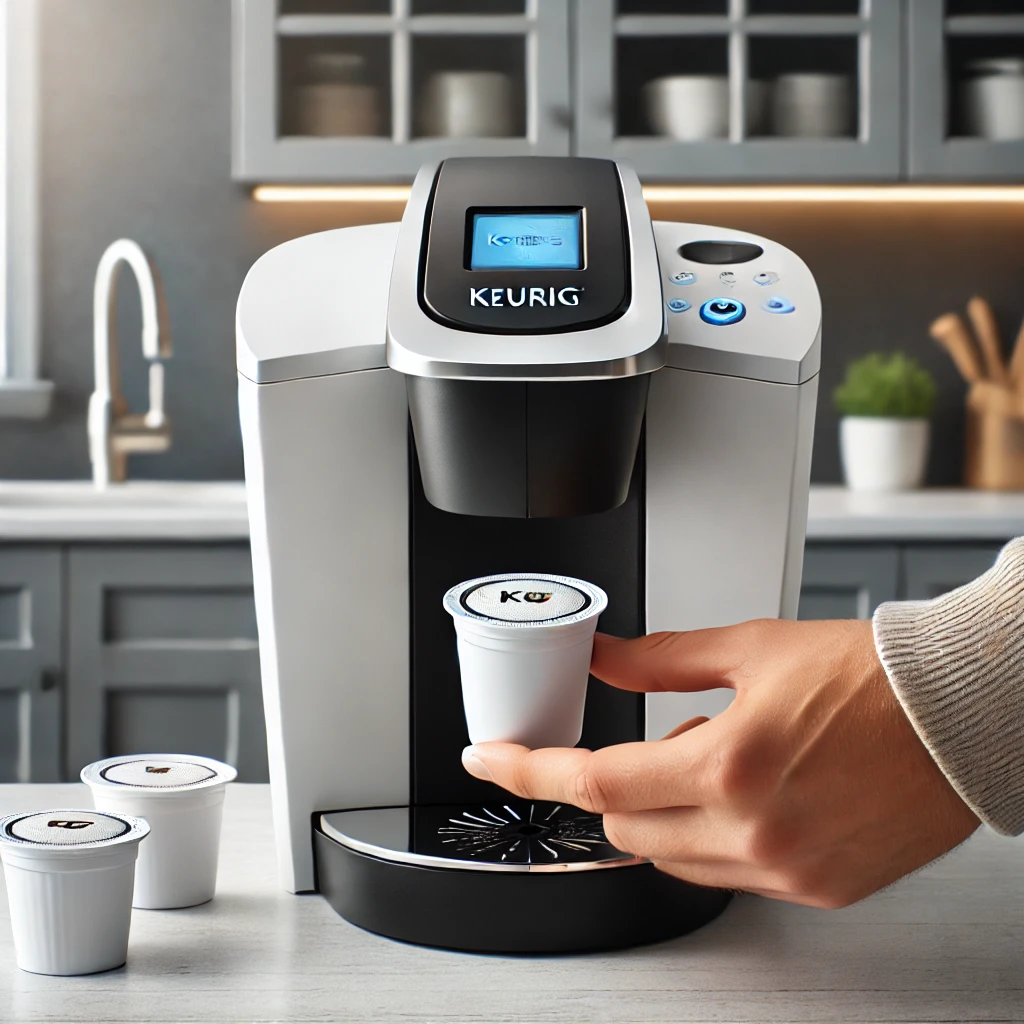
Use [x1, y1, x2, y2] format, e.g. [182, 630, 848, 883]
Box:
[965, 404, 1024, 490]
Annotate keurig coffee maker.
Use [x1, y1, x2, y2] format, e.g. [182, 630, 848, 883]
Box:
[237, 157, 821, 953]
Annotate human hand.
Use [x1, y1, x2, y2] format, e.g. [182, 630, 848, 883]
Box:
[461, 620, 980, 908]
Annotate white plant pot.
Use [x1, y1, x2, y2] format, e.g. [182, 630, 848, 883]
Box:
[840, 416, 930, 493]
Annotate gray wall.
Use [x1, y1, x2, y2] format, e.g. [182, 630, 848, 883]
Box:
[3, 0, 1023, 486]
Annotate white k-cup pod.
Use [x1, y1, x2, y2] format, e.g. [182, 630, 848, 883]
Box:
[0, 808, 149, 975]
[81, 753, 237, 910]
[443, 573, 608, 749]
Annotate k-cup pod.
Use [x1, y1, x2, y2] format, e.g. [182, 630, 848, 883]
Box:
[0, 808, 149, 975]
[81, 754, 237, 910]
[443, 573, 608, 749]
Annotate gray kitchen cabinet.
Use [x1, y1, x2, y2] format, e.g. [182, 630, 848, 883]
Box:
[232, 0, 571, 182]
[66, 546, 267, 783]
[575, 0, 902, 181]
[798, 544, 900, 620]
[908, 0, 1024, 180]
[902, 544, 1004, 600]
[0, 548, 62, 783]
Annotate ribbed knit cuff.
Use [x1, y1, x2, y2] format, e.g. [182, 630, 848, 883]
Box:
[873, 537, 1024, 836]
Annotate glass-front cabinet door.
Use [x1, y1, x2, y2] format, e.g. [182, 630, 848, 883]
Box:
[574, 0, 902, 181]
[908, 0, 1024, 179]
[233, 0, 571, 181]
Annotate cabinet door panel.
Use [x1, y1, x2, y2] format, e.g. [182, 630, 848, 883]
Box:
[902, 545, 1005, 601]
[67, 547, 267, 782]
[0, 548, 62, 782]
[798, 545, 899, 621]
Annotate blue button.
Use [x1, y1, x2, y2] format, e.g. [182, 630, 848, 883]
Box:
[699, 298, 746, 326]
[762, 296, 795, 314]
[667, 298, 691, 313]
[753, 271, 778, 287]
[670, 271, 697, 286]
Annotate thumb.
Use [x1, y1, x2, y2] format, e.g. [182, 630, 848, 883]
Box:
[591, 628, 749, 694]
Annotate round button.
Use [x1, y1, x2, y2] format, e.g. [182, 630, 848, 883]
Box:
[667, 298, 691, 313]
[700, 298, 746, 326]
[762, 296, 795, 314]
[670, 271, 697, 286]
[753, 271, 778, 287]
[719, 271, 736, 286]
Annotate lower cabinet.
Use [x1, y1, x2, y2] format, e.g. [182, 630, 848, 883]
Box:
[0, 543, 267, 784]
[0, 548, 63, 782]
[799, 543, 1007, 621]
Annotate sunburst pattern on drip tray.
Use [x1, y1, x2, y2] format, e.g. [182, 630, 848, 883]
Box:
[434, 801, 618, 865]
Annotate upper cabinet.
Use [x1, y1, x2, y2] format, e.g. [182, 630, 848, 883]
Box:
[234, 0, 1024, 182]
[575, 0, 901, 181]
[232, 0, 571, 181]
[908, 0, 1024, 179]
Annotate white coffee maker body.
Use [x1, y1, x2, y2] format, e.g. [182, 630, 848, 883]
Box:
[237, 157, 820, 953]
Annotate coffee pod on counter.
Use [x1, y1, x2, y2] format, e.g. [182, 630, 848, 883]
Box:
[0, 808, 149, 975]
[81, 753, 237, 910]
[443, 573, 608, 749]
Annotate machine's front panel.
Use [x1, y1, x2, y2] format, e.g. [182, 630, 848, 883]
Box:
[409, 431, 646, 808]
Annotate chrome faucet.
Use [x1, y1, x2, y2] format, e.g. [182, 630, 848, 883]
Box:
[88, 239, 172, 487]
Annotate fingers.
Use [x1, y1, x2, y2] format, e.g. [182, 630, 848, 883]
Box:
[591, 626, 766, 695]
[462, 730, 717, 813]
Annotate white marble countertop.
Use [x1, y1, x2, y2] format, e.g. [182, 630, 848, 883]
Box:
[0, 482, 248, 540]
[0, 784, 1021, 1023]
[806, 485, 1024, 541]
[1, 481, 1023, 543]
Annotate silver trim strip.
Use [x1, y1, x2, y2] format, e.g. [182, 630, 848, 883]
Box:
[319, 809, 645, 875]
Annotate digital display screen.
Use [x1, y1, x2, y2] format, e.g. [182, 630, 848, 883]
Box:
[469, 210, 583, 271]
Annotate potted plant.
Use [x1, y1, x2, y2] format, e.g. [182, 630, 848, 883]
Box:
[834, 352, 936, 492]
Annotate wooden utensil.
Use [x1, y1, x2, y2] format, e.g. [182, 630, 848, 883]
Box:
[966, 296, 1009, 384]
[929, 312, 985, 383]
[1010, 315, 1024, 389]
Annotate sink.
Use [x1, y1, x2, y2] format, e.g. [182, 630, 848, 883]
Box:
[0, 481, 249, 540]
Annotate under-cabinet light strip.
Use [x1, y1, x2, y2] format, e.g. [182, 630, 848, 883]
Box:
[253, 184, 1024, 204]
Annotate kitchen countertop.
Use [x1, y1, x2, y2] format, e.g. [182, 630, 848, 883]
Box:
[0, 482, 248, 540]
[0, 785, 1021, 1023]
[1, 481, 1024, 543]
[806, 486, 1024, 541]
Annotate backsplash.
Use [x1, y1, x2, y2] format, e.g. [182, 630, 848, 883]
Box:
[2, 0, 1023, 487]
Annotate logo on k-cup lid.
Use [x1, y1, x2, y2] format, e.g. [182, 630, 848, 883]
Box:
[444, 573, 607, 626]
[0, 809, 149, 849]
[81, 753, 238, 792]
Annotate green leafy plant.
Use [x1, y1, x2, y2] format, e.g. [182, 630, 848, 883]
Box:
[833, 352, 936, 419]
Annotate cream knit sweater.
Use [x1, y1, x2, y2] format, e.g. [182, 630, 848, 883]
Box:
[873, 537, 1024, 836]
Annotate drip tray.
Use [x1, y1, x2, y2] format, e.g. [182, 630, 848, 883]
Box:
[314, 802, 732, 954]
[319, 800, 637, 873]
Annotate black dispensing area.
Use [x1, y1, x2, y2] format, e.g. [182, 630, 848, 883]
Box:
[408, 425, 647, 808]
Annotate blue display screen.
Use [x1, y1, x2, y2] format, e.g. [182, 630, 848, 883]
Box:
[469, 210, 583, 271]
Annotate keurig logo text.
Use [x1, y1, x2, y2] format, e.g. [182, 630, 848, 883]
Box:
[48, 820, 93, 830]
[500, 590, 553, 604]
[469, 286, 581, 308]
[146, 766, 171, 774]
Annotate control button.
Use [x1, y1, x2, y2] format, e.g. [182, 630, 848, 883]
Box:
[667, 298, 691, 313]
[669, 270, 697, 286]
[679, 240, 764, 265]
[700, 298, 746, 326]
[762, 296, 795, 314]
[719, 271, 737, 286]
[753, 271, 778, 287]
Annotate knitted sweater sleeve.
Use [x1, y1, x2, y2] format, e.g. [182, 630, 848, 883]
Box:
[872, 537, 1024, 836]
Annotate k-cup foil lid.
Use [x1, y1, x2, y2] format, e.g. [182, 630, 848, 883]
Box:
[81, 753, 237, 793]
[444, 573, 608, 627]
[0, 809, 149, 850]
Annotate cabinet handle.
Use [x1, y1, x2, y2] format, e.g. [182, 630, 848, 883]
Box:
[39, 669, 61, 692]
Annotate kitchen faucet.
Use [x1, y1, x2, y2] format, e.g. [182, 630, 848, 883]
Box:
[88, 239, 172, 487]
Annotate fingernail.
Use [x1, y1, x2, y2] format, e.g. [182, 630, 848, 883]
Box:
[461, 745, 493, 782]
